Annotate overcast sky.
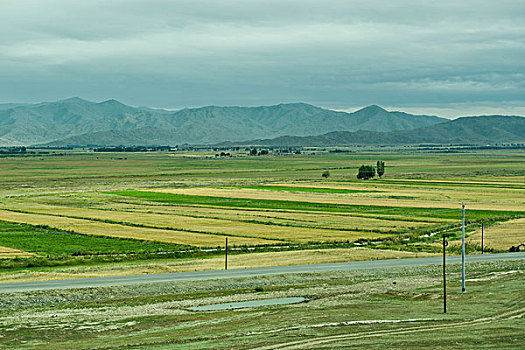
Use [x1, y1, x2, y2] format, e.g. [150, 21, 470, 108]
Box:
[1, 0, 524, 117]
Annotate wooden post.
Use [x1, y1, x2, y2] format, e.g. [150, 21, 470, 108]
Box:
[443, 234, 448, 314]
[461, 204, 465, 292]
[225, 237, 228, 270]
[481, 223, 484, 254]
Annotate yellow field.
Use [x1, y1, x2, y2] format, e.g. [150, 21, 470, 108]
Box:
[1, 203, 392, 242]
[0, 246, 33, 258]
[0, 210, 273, 246]
[90, 199, 447, 228]
[154, 184, 525, 211]
[4, 177, 522, 248]
[467, 218, 525, 250]
[0, 151, 523, 268]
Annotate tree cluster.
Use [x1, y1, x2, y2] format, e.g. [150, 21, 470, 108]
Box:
[357, 161, 385, 179]
[248, 148, 270, 156]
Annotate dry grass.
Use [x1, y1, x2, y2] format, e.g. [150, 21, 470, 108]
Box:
[92, 199, 444, 227]
[466, 218, 525, 250]
[1, 204, 389, 243]
[0, 247, 438, 283]
[0, 210, 273, 246]
[226, 247, 437, 269]
[154, 186, 525, 211]
[0, 246, 33, 258]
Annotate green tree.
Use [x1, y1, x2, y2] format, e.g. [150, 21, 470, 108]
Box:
[357, 165, 375, 179]
[322, 170, 330, 178]
[376, 160, 385, 178]
[249, 148, 257, 156]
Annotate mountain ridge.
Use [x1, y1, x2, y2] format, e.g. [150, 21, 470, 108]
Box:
[224, 115, 525, 147]
[0, 98, 445, 146]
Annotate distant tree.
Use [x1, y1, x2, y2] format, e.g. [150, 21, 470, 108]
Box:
[260, 149, 269, 155]
[357, 165, 375, 180]
[322, 170, 330, 178]
[249, 148, 258, 156]
[376, 160, 385, 178]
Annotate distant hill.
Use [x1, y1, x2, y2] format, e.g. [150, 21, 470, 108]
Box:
[230, 115, 525, 146]
[0, 103, 30, 111]
[42, 127, 178, 147]
[0, 98, 445, 146]
[0, 98, 172, 146]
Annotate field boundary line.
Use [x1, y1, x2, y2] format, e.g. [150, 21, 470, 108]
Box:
[1, 208, 285, 242]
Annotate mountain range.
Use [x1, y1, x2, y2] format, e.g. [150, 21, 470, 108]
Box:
[0, 98, 444, 146]
[230, 115, 525, 146]
[0, 97, 523, 147]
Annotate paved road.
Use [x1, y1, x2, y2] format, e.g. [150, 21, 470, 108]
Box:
[1, 252, 523, 293]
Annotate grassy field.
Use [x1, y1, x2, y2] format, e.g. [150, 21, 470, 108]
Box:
[0, 221, 184, 256]
[0, 258, 522, 349]
[0, 149, 523, 348]
[0, 149, 523, 273]
[461, 217, 525, 250]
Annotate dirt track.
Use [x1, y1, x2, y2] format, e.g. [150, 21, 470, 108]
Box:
[254, 307, 525, 349]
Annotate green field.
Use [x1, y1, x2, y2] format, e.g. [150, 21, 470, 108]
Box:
[0, 221, 187, 255]
[0, 221, 200, 267]
[0, 149, 523, 271]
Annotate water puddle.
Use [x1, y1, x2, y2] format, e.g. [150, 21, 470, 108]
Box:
[189, 297, 307, 311]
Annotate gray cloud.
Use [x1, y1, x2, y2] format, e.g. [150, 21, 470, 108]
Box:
[0, 0, 523, 115]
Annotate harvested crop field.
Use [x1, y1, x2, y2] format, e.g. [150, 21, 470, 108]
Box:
[0, 149, 523, 349]
[0, 246, 32, 258]
[1, 203, 389, 243]
[0, 150, 523, 270]
[467, 217, 525, 250]
[0, 210, 272, 246]
[153, 182, 525, 211]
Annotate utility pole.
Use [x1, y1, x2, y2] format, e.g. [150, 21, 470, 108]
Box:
[461, 203, 466, 293]
[225, 237, 228, 270]
[443, 233, 448, 313]
[481, 223, 484, 255]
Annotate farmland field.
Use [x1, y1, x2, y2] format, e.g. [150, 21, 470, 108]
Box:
[0, 149, 523, 274]
[0, 149, 524, 349]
